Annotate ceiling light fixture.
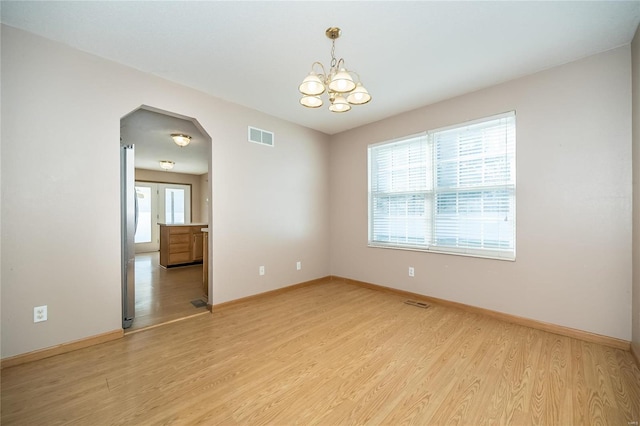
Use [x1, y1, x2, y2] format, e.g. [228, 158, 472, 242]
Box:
[298, 27, 371, 113]
[171, 134, 191, 147]
[159, 160, 175, 170]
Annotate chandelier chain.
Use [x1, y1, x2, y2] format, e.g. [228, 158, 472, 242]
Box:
[330, 39, 337, 68]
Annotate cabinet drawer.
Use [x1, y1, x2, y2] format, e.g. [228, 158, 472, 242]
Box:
[170, 243, 190, 253]
[169, 252, 192, 264]
[169, 227, 191, 235]
[170, 234, 190, 244]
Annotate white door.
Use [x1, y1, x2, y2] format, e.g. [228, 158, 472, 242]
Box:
[135, 181, 191, 253]
[134, 184, 155, 253]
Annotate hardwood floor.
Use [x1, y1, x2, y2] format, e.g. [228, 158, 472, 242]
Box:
[130, 252, 207, 331]
[2, 279, 639, 425]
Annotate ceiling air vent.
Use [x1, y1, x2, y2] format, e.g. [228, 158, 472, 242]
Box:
[248, 126, 274, 147]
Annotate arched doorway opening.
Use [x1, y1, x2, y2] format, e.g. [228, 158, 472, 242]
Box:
[120, 105, 212, 331]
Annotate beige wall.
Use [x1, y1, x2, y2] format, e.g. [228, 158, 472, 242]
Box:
[329, 46, 632, 341]
[135, 168, 205, 224]
[0, 25, 330, 358]
[1, 23, 636, 359]
[632, 24, 640, 355]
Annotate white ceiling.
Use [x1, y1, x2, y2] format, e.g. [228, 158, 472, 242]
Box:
[121, 107, 209, 175]
[3, 1, 640, 173]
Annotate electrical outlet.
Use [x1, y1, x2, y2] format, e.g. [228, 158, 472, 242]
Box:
[259, 266, 265, 276]
[34, 305, 47, 323]
[408, 267, 415, 277]
[296, 261, 301, 271]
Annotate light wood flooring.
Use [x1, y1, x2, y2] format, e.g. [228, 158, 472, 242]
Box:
[2, 279, 640, 425]
[130, 252, 207, 331]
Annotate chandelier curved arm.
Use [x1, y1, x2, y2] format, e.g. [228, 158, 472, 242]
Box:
[333, 58, 345, 73]
[311, 61, 327, 81]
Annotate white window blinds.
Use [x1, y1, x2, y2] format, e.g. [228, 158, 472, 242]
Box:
[368, 134, 431, 247]
[368, 111, 516, 260]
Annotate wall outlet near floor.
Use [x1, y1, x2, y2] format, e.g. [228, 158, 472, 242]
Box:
[259, 266, 265, 276]
[408, 267, 415, 277]
[34, 305, 47, 323]
[296, 261, 301, 271]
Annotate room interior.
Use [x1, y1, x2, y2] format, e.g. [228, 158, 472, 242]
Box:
[1, 1, 640, 424]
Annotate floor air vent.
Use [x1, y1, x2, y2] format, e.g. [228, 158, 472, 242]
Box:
[404, 300, 430, 309]
[191, 299, 207, 308]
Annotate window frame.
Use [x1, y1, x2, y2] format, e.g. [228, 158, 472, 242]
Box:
[367, 111, 516, 261]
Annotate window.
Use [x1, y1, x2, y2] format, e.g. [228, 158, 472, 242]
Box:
[368, 111, 516, 260]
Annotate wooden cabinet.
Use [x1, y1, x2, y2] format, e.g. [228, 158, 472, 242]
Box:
[159, 224, 206, 267]
[192, 232, 203, 262]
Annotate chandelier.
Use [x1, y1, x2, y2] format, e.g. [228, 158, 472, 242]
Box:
[298, 27, 371, 113]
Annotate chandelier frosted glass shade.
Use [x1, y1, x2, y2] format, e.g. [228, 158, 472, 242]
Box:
[328, 94, 351, 113]
[299, 72, 326, 96]
[300, 95, 323, 108]
[346, 83, 372, 105]
[328, 69, 356, 93]
[298, 28, 370, 113]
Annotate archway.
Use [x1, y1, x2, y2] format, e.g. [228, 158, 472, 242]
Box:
[120, 105, 212, 330]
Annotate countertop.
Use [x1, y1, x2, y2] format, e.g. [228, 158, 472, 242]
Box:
[158, 223, 208, 227]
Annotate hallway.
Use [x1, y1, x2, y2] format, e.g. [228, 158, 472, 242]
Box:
[129, 252, 208, 331]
